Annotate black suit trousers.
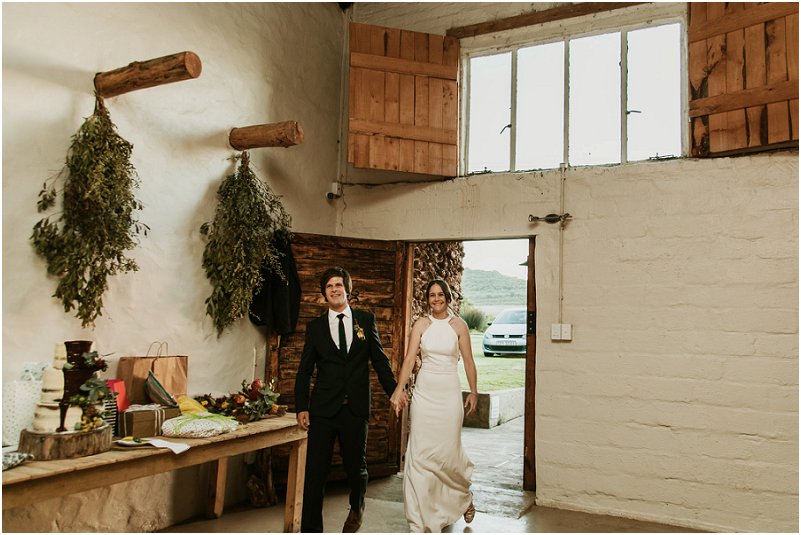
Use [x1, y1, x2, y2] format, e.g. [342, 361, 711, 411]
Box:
[301, 404, 368, 532]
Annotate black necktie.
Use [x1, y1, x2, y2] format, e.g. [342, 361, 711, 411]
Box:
[337, 313, 348, 359]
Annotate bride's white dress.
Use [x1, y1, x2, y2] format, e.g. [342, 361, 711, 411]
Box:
[404, 313, 474, 532]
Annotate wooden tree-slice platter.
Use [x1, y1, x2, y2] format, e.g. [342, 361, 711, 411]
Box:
[18, 425, 112, 460]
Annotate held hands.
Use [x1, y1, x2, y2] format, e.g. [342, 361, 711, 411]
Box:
[464, 392, 478, 417]
[389, 388, 410, 417]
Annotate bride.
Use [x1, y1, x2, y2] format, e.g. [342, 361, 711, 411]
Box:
[390, 279, 478, 532]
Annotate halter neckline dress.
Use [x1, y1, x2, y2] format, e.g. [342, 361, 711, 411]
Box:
[403, 312, 474, 532]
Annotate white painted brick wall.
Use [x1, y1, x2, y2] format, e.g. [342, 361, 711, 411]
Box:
[341, 153, 798, 532]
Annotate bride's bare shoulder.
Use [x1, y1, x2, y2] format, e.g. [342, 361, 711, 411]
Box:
[449, 314, 469, 332]
[412, 316, 432, 331]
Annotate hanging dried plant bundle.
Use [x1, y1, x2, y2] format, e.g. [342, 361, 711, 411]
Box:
[200, 151, 292, 336]
[31, 96, 148, 327]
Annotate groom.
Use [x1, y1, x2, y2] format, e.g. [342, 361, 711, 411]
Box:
[294, 266, 398, 533]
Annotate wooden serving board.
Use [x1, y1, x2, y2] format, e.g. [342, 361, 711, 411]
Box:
[18, 425, 112, 460]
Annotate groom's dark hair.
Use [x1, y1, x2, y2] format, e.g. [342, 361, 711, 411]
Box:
[319, 266, 352, 295]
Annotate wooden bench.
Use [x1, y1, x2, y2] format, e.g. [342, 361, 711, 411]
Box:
[3, 414, 307, 532]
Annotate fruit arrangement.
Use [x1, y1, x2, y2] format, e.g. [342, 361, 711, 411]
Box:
[67, 376, 115, 431]
[194, 378, 285, 424]
[78, 403, 105, 432]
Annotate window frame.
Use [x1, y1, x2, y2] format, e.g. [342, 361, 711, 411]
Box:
[460, 3, 689, 176]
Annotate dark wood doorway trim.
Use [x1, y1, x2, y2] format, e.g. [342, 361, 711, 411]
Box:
[524, 236, 537, 491]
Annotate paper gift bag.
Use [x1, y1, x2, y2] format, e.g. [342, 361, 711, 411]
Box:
[2, 369, 43, 447]
[117, 342, 188, 404]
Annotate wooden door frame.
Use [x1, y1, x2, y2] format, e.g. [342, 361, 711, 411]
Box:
[397, 238, 537, 490]
[524, 236, 537, 491]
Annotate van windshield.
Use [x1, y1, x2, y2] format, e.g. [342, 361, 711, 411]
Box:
[494, 309, 526, 324]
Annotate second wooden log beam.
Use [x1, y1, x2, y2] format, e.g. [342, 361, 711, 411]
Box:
[229, 121, 305, 150]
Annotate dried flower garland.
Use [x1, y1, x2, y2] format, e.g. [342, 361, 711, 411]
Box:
[200, 151, 291, 336]
[31, 95, 148, 327]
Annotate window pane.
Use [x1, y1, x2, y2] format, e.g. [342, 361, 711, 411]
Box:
[517, 41, 565, 170]
[627, 23, 682, 160]
[468, 53, 511, 173]
[569, 33, 621, 166]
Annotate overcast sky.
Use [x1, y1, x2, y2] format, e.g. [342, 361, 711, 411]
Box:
[463, 239, 529, 280]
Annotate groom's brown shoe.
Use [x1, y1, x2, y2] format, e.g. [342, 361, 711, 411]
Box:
[342, 503, 365, 533]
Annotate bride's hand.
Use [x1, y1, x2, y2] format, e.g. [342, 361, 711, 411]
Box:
[389, 390, 406, 416]
[464, 392, 478, 417]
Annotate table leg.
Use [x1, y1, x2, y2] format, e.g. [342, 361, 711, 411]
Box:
[283, 438, 307, 532]
[208, 457, 229, 518]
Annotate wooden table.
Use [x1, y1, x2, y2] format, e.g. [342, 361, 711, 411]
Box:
[3, 414, 307, 532]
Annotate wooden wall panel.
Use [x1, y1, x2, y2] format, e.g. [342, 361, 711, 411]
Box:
[689, 2, 798, 156]
[348, 22, 459, 177]
[788, 13, 799, 140]
[744, 21, 767, 147]
[275, 233, 409, 480]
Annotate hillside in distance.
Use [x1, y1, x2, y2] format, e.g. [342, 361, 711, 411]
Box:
[461, 267, 526, 307]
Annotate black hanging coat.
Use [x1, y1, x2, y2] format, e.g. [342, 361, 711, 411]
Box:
[249, 232, 301, 334]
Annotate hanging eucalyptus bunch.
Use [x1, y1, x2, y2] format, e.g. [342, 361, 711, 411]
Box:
[31, 95, 148, 327]
[200, 151, 292, 336]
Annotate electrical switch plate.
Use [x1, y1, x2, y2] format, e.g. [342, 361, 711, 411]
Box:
[550, 324, 562, 340]
[561, 323, 573, 341]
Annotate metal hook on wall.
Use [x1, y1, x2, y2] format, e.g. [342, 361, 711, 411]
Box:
[528, 213, 571, 224]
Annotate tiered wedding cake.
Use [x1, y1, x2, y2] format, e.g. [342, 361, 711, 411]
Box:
[31, 343, 81, 432]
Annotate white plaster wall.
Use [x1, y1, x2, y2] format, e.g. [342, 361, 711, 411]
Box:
[3, 2, 342, 393]
[3, 2, 343, 530]
[348, 2, 799, 533]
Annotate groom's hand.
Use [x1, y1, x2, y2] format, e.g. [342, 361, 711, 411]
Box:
[297, 411, 310, 431]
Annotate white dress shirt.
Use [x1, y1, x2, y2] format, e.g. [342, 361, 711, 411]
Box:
[328, 306, 353, 353]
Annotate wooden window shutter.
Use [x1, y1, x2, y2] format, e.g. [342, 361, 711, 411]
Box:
[689, 2, 799, 156]
[348, 22, 459, 176]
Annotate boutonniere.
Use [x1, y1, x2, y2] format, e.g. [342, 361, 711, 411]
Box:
[353, 320, 365, 341]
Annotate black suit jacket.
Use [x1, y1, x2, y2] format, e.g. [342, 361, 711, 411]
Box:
[294, 308, 397, 419]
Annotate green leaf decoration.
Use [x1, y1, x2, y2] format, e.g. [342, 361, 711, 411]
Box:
[201, 151, 292, 336]
[30, 96, 148, 327]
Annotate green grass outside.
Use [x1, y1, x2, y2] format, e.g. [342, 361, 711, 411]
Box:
[457, 333, 526, 392]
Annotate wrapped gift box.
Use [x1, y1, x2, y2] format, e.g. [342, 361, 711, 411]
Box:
[118, 406, 181, 438]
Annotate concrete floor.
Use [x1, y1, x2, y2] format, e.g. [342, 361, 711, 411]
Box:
[165, 418, 697, 533]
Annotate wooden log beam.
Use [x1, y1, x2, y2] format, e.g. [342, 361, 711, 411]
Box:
[447, 2, 646, 39]
[229, 121, 305, 150]
[94, 51, 202, 98]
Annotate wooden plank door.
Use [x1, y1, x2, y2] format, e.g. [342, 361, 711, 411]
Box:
[348, 22, 459, 176]
[275, 233, 411, 479]
[689, 2, 799, 156]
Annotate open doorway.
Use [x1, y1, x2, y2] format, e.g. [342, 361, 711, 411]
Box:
[458, 238, 535, 514]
